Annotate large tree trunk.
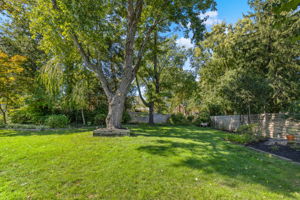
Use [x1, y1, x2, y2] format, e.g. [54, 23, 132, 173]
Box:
[149, 102, 154, 125]
[106, 94, 126, 129]
[71, 1, 160, 129]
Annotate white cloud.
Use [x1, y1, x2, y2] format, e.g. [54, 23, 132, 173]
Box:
[199, 11, 222, 26]
[176, 37, 194, 49]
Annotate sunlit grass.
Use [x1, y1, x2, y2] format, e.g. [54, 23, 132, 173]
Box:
[0, 125, 299, 199]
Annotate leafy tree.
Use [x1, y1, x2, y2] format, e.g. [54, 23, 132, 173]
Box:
[136, 35, 188, 123]
[166, 69, 197, 115]
[0, 0, 44, 79]
[218, 69, 271, 119]
[196, 0, 299, 115]
[40, 58, 109, 125]
[28, 0, 216, 129]
[248, 0, 300, 111]
[0, 51, 26, 124]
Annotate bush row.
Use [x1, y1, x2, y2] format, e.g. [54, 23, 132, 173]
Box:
[5, 124, 50, 130]
[9, 107, 132, 128]
[1, 115, 69, 129]
[223, 124, 266, 145]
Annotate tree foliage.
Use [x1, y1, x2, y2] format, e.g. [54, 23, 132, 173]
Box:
[0, 51, 26, 123]
[196, 0, 300, 115]
[27, 0, 216, 128]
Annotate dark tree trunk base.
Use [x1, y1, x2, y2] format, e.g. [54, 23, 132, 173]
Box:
[93, 128, 130, 137]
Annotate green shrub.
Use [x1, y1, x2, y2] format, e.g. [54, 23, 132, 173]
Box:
[193, 112, 211, 126]
[31, 115, 49, 125]
[10, 106, 47, 125]
[224, 123, 265, 145]
[168, 113, 188, 125]
[94, 114, 106, 125]
[122, 111, 132, 123]
[10, 107, 32, 124]
[45, 115, 69, 128]
[237, 123, 259, 135]
[186, 115, 194, 122]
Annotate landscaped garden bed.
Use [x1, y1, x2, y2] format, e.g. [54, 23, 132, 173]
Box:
[247, 141, 300, 163]
[221, 123, 300, 163]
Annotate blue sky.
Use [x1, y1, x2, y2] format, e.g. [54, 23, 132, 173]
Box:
[176, 0, 252, 49]
[215, 0, 251, 24]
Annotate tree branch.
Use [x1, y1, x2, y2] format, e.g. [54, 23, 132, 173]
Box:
[133, 17, 165, 73]
[51, 0, 113, 100]
[72, 34, 93, 68]
[94, 63, 114, 100]
[136, 75, 150, 107]
[72, 33, 113, 99]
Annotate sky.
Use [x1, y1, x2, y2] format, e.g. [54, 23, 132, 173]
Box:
[215, 0, 251, 24]
[176, 0, 251, 49]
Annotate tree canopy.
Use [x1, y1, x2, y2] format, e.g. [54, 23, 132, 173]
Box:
[0, 0, 298, 128]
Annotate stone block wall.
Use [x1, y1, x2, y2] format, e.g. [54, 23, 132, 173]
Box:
[210, 113, 300, 140]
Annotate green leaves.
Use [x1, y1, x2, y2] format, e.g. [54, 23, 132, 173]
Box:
[273, 0, 300, 13]
[196, 0, 300, 115]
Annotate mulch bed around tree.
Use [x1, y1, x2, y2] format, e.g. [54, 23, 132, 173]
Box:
[247, 142, 300, 163]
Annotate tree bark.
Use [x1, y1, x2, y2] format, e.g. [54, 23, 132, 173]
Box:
[153, 31, 160, 95]
[149, 102, 154, 124]
[248, 104, 251, 124]
[106, 94, 126, 129]
[69, 0, 163, 129]
[136, 75, 155, 124]
[81, 108, 86, 126]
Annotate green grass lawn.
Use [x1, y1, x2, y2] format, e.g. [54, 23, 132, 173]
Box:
[0, 125, 299, 200]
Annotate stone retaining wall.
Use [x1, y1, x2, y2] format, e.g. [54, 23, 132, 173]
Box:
[210, 113, 300, 140]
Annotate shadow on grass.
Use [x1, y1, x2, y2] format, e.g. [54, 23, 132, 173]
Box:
[0, 128, 94, 137]
[134, 125, 300, 198]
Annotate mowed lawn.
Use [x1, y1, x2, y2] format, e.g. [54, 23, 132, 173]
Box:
[0, 126, 299, 200]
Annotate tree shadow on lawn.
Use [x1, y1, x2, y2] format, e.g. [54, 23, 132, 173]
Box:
[131, 125, 223, 142]
[135, 125, 300, 198]
[0, 128, 93, 137]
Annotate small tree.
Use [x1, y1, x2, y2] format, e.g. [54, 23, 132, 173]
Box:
[0, 52, 26, 124]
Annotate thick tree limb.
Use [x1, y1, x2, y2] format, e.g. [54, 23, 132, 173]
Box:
[72, 33, 113, 99]
[51, 0, 113, 100]
[117, 0, 144, 94]
[94, 65, 114, 100]
[72, 34, 93, 68]
[124, 0, 143, 71]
